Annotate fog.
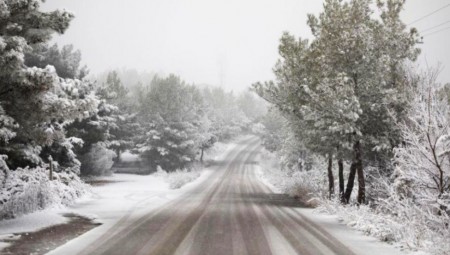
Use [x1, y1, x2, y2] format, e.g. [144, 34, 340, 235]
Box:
[42, 0, 450, 91]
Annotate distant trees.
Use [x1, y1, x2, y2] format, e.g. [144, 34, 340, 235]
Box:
[0, 0, 266, 219]
[254, 0, 420, 203]
[129, 75, 264, 171]
[202, 87, 252, 140]
[135, 75, 204, 171]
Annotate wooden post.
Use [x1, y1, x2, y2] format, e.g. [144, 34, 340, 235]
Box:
[48, 156, 53, 181]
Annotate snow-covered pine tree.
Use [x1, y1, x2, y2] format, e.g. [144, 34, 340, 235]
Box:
[96, 71, 137, 164]
[136, 75, 204, 172]
[0, 0, 99, 173]
[254, 0, 420, 203]
[25, 43, 88, 79]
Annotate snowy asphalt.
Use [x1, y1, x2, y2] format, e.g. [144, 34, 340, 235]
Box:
[74, 137, 356, 255]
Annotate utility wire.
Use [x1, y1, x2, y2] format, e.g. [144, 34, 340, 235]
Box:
[422, 26, 450, 37]
[420, 19, 450, 34]
[408, 3, 450, 25]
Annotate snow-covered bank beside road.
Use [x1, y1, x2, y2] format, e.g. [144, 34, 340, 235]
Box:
[0, 136, 248, 254]
[255, 150, 425, 255]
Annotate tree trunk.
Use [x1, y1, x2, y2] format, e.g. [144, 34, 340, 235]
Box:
[355, 140, 365, 204]
[343, 141, 363, 204]
[343, 162, 357, 203]
[115, 148, 121, 163]
[49, 159, 53, 181]
[327, 153, 334, 199]
[200, 148, 204, 163]
[338, 158, 344, 202]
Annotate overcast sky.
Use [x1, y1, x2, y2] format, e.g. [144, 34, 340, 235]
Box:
[42, 0, 450, 91]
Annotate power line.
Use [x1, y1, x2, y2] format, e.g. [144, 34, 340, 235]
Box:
[422, 26, 450, 37]
[408, 3, 450, 25]
[420, 19, 450, 33]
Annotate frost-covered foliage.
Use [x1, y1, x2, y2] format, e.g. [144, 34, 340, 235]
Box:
[262, 141, 450, 254]
[195, 115, 217, 162]
[202, 87, 252, 141]
[138, 121, 197, 172]
[318, 176, 450, 255]
[254, 0, 420, 204]
[79, 143, 116, 176]
[393, 69, 450, 213]
[96, 71, 137, 160]
[264, 70, 450, 255]
[318, 198, 450, 254]
[135, 75, 203, 171]
[259, 149, 327, 204]
[0, 0, 99, 171]
[163, 167, 201, 190]
[0, 166, 89, 220]
[0, 0, 99, 217]
[66, 71, 137, 175]
[314, 70, 450, 255]
[252, 1, 449, 253]
[25, 43, 88, 79]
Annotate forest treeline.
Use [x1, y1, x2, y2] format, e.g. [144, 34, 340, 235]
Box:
[253, 0, 450, 253]
[0, 0, 265, 219]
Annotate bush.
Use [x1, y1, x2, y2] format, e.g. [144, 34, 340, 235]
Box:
[157, 164, 201, 189]
[258, 149, 327, 205]
[317, 194, 450, 254]
[0, 167, 89, 219]
[79, 143, 116, 176]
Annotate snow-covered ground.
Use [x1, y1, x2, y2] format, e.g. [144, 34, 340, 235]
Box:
[0, 137, 243, 254]
[1, 135, 419, 255]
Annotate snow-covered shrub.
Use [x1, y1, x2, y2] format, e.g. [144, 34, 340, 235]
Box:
[317, 187, 450, 254]
[219, 126, 242, 141]
[79, 143, 116, 176]
[153, 166, 168, 178]
[250, 123, 265, 135]
[260, 145, 450, 254]
[258, 149, 327, 205]
[0, 167, 89, 219]
[393, 70, 450, 213]
[162, 165, 201, 189]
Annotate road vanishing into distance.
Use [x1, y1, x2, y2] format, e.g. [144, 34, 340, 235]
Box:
[78, 137, 356, 255]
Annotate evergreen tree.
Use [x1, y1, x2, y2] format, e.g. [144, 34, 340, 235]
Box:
[25, 43, 88, 79]
[136, 75, 205, 171]
[97, 71, 136, 163]
[0, 0, 99, 173]
[254, 0, 420, 203]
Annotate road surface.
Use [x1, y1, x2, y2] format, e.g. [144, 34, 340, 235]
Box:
[78, 137, 356, 255]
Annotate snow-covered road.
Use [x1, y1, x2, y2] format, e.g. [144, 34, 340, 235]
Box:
[46, 136, 404, 255]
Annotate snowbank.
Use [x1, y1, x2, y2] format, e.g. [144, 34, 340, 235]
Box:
[0, 167, 89, 220]
[0, 208, 68, 235]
